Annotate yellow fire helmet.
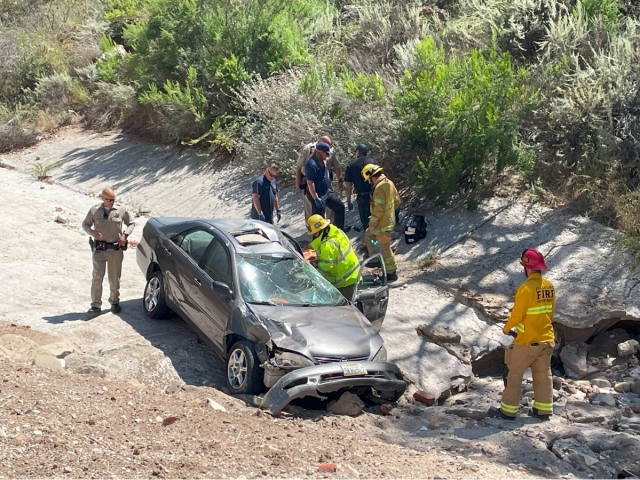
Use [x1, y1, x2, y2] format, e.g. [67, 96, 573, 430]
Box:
[307, 214, 330, 235]
[361, 163, 383, 181]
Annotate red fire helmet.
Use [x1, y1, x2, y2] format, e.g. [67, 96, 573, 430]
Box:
[520, 248, 548, 270]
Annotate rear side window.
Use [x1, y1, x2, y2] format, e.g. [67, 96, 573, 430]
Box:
[178, 229, 214, 265]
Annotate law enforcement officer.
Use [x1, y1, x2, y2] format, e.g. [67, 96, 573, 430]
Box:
[82, 187, 135, 315]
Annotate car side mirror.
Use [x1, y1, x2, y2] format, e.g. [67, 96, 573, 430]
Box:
[213, 280, 233, 298]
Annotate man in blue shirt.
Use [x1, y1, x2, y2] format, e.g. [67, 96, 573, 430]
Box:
[251, 164, 281, 224]
[305, 142, 347, 231]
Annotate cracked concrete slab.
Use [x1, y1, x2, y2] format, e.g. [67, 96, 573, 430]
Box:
[396, 199, 640, 332]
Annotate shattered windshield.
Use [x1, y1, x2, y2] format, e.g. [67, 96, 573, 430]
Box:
[237, 254, 347, 307]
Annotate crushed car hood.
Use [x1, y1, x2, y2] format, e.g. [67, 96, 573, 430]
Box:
[248, 304, 382, 360]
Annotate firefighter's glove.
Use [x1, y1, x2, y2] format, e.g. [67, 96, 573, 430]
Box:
[276, 210, 282, 222]
[348, 201, 354, 211]
[314, 197, 325, 209]
[259, 213, 266, 222]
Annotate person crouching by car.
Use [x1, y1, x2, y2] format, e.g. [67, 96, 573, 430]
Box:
[307, 214, 359, 301]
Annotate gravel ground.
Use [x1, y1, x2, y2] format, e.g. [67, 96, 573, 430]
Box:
[0, 353, 528, 479]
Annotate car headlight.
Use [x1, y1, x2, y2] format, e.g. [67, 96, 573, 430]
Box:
[372, 345, 387, 362]
[273, 351, 315, 369]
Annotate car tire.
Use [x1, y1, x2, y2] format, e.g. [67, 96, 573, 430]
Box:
[143, 271, 171, 319]
[226, 340, 263, 395]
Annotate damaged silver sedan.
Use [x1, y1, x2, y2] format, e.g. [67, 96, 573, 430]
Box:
[136, 217, 406, 414]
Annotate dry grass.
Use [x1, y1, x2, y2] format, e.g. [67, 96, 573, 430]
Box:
[0, 125, 38, 153]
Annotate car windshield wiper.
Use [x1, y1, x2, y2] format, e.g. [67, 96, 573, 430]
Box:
[248, 300, 277, 306]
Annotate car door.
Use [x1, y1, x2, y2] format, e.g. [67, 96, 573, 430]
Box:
[352, 253, 389, 332]
[170, 228, 215, 327]
[193, 236, 234, 353]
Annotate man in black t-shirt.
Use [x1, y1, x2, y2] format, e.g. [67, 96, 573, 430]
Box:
[345, 143, 373, 230]
[250, 164, 280, 224]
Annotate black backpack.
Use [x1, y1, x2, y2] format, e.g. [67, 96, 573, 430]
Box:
[404, 214, 428, 244]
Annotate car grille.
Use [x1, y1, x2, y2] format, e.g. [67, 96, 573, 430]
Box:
[314, 355, 369, 364]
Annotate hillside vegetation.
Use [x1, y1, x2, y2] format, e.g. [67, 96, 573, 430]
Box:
[2, 0, 640, 237]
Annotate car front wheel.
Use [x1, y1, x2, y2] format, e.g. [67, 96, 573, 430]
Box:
[227, 340, 263, 395]
[143, 271, 171, 319]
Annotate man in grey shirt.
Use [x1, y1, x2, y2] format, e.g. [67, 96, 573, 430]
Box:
[82, 187, 135, 316]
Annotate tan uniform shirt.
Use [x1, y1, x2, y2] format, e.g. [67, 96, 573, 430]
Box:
[82, 204, 135, 243]
[297, 142, 340, 176]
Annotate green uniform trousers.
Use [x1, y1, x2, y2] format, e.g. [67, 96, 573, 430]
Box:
[91, 249, 124, 308]
[501, 342, 554, 417]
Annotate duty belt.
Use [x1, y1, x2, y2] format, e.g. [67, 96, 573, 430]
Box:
[95, 240, 122, 251]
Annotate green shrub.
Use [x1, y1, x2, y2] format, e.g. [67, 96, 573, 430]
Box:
[135, 66, 208, 144]
[342, 72, 385, 103]
[396, 37, 536, 200]
[35, 73, 90, 112]
[84, 82, 137, 131]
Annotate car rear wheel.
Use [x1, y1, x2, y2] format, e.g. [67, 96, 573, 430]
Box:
[143, 271, 171, 319]
[227, 340, 263, 395]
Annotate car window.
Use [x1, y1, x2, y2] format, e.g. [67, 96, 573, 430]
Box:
[236, 254, 346, 307]
[178, 229, 214, 265]
[202, 239, 232, 286]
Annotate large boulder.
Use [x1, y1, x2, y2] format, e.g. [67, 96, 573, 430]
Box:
[561, 342, 589, 378]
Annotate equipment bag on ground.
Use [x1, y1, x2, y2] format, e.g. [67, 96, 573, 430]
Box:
[404, 214, 427, 244]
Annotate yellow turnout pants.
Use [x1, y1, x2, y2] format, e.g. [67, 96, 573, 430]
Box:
[501, 342, 554, 417]
[364, 230, 397, 274]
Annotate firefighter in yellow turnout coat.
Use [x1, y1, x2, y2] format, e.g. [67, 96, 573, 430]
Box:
[361, 164, 400, 282]
[488, 248, 556, 421]
[307, 215, 360, 301]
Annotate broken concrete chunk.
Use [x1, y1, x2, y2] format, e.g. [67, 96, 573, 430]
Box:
[589, 393, 616, 407]
[34, 353, 65, 371]
[618, 339, 640, 357]
[416, 324, 461, 344]
[560, 341, 589, 378]
[205, 398, 227, 412]
[565, 402, 621, 427]
[327, 392, 364, 416]
[632, 381, 640, 395]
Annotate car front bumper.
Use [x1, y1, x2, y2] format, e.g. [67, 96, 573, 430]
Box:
[260, 361, 406, 415]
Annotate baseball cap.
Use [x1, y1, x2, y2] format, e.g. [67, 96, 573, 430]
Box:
[316, 142, 331, 154]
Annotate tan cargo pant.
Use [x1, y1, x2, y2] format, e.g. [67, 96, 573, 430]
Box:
[302, 191, 335, 223]
[501, 342, 554, 417]
[91, 249, 124, 308]
[364, 230, 397, 274]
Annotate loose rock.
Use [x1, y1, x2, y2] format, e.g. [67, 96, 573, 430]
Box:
[416, 324, 461, 344]
[617, 340, 639, 357]
[591, 379, 611, 388]
[327, 392, 364, 416]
